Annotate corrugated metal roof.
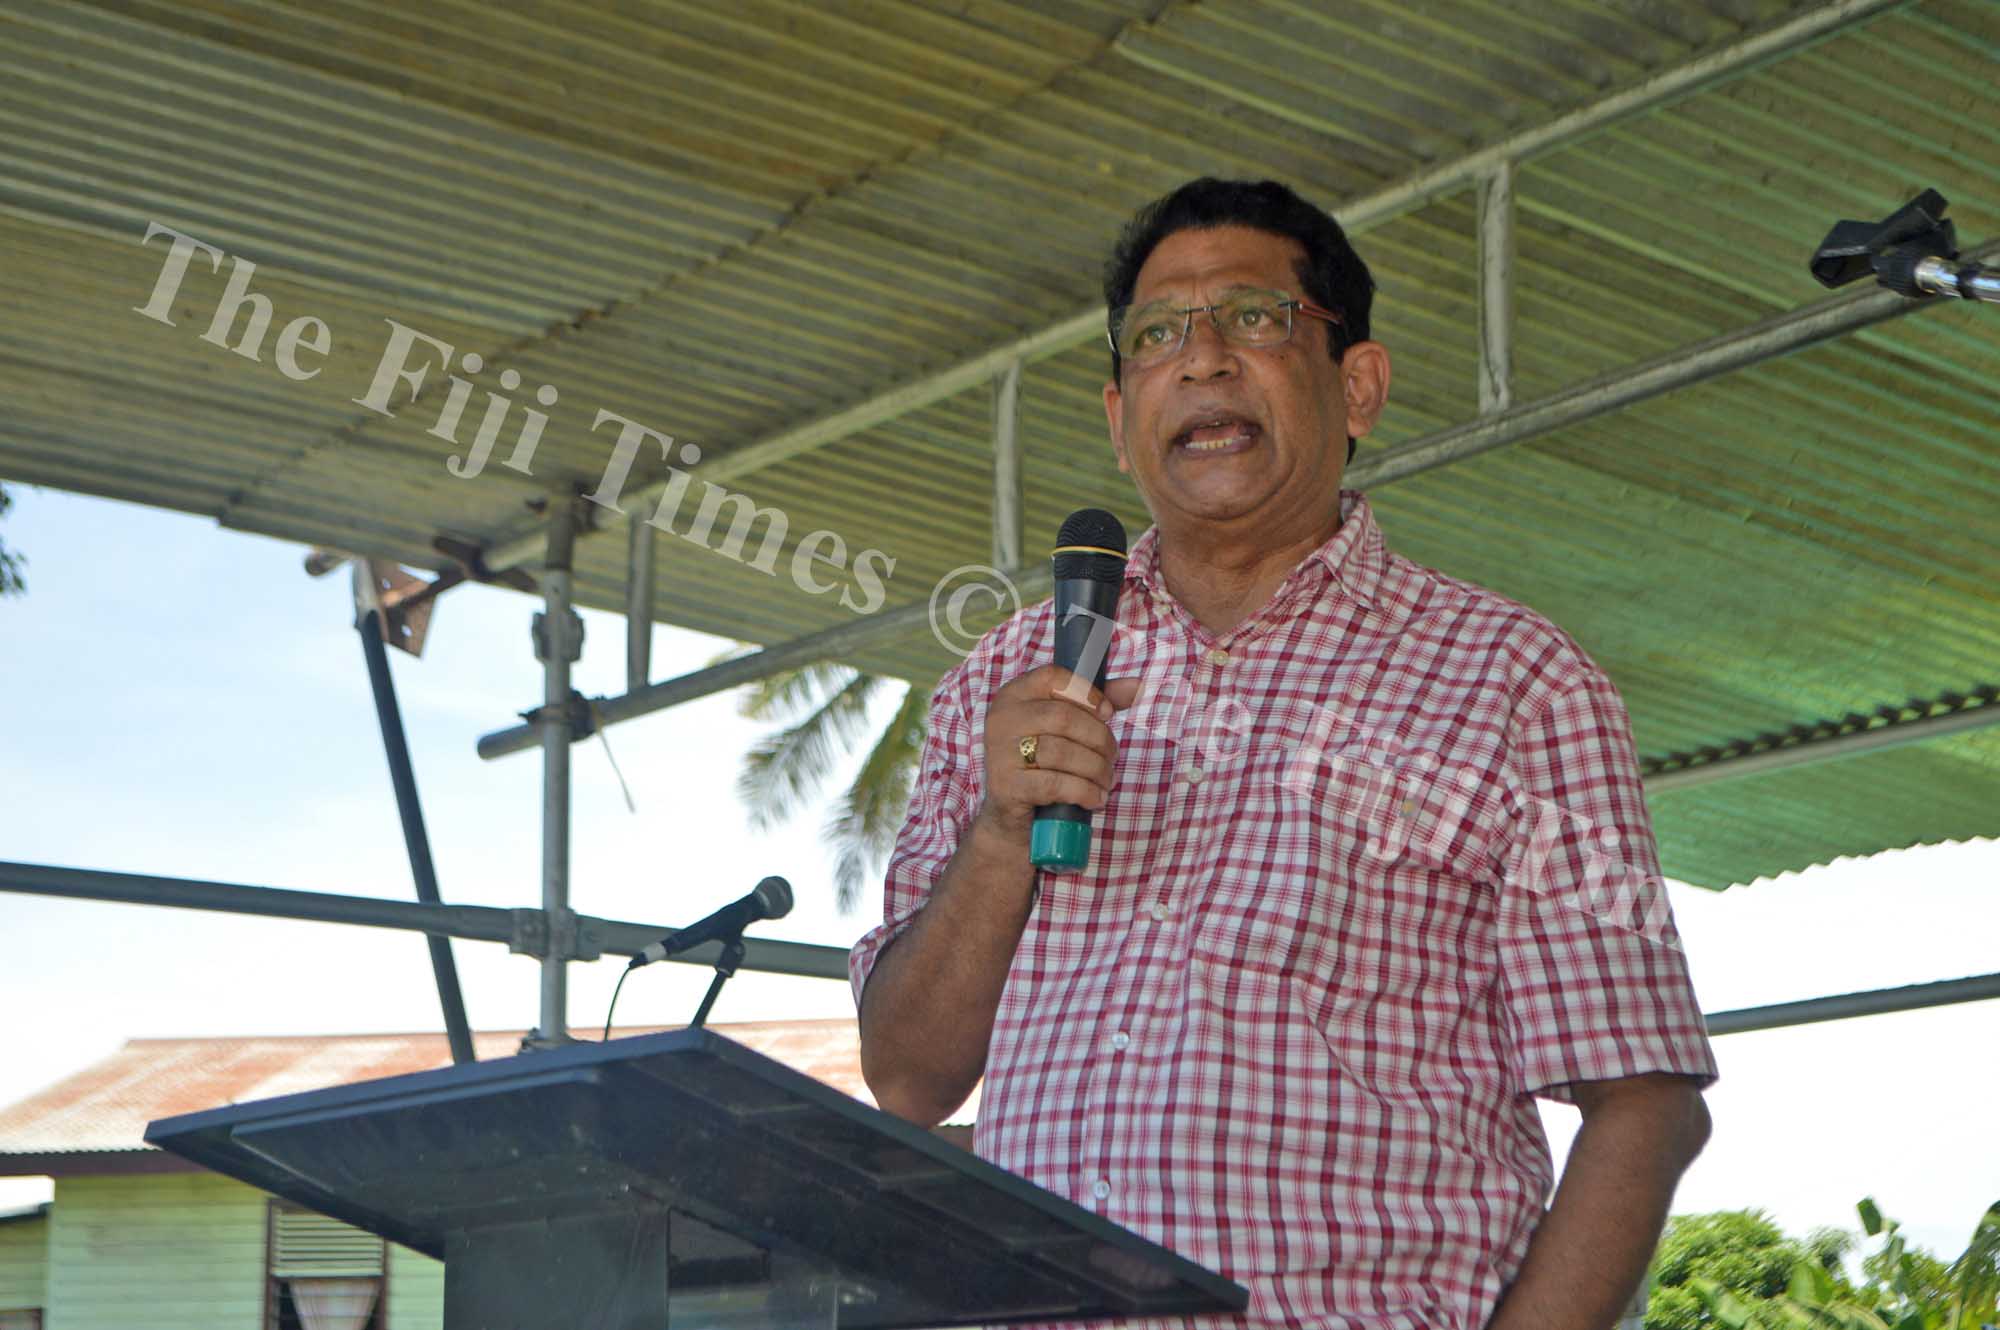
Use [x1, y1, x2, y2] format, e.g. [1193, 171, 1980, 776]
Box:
[0, 1022, 872, 1158]
[1, 0, 1995, 888]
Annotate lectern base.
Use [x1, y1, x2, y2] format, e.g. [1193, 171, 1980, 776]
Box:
[442, 1205, 843, 1330]
[445, 1206, 672, 1330]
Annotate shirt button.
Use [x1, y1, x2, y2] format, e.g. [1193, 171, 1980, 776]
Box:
[1204, 647, 1230, 666]
[1110, 1031, 1131, 1052]
[1148, 901, 1169, 922]
[1092, 1179, 1112, 1200]
[1180, 763, 1204, 784]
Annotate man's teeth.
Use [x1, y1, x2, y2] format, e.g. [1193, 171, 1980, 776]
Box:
[1184, 427, 1252, 452]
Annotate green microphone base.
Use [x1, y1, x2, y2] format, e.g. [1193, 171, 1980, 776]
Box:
[1029, 818, 1092, 871]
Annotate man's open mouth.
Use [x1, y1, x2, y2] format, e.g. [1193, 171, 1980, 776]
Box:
[1173, 416, 1261, 453]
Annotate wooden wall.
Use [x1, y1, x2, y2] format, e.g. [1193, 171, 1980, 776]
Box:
[0, 1211, 48, 1315]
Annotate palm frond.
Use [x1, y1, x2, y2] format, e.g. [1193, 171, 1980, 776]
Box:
[736, 662, 857, 722]
[734, 671, 882, 829]
[1947, 1203, 2000, 1324]
[821, 684, 929, 912]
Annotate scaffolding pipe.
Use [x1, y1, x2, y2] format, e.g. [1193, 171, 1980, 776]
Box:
[1705, 972, 2000, 1037]
[478, 561, 1048, 760]
[6, 858, 1992, 1027]
[625, 515, 655, 692]
[534, 502, 581, 1047]
[1, 861, 515, 939]
[1354, 236, 2000, 490]
[992, 358, 1024, 573]
[0, 861, 851, 980]
[477, 239, 1989, 761]
[1478, 162, 1515, 416]
[479, 0, 1909, 575]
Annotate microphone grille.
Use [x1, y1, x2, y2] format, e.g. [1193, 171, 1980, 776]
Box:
[1056, 508, 1127, 556]
[753, 875, 794, 921]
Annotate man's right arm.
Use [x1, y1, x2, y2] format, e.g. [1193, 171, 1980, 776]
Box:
[858, 664, 1132, 1127]
[856, 807, 1038, 1125]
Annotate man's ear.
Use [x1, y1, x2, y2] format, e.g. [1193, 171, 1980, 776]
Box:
[1102, 378, 1130, 474]
[1341, 342, 1392, 440]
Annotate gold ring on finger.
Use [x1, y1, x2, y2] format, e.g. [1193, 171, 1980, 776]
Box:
[1018, 734, 1039, 768]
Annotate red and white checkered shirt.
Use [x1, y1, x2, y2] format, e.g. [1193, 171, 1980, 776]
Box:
[851, 491, 1717, 1330]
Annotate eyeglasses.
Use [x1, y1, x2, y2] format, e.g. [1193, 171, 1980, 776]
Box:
[1107, 288, 1342, 368]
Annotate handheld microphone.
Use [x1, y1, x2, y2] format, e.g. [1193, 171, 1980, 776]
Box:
[1030, 508, 1128, 872]
[628, 876, 794, 968]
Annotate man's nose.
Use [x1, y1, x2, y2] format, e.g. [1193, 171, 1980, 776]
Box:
[1177, 311, 1238, 380]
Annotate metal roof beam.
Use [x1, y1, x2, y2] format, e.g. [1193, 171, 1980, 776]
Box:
[1477, 162, 1516, 416]
[478, 0, 1908, 575]
[1351, 234, 1998, 488]
[473, 233, 1991, 761]
[991, 358, 1024, 573]
[1645, 693, 2000, 794]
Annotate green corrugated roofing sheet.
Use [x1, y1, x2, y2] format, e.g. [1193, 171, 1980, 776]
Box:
[1, 0, 1995, 888]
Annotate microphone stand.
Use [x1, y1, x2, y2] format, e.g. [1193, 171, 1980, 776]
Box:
[689, 936, 746, 1030]
[1812, 189, 1999, 307]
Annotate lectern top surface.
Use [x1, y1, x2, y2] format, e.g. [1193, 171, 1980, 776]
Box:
[145, 1028, 1247, 1328]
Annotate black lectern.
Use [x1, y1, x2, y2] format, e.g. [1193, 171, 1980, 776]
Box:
[145, 1029, 1247, 1328]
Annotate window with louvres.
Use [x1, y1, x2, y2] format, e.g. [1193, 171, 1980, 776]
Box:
[266, 1201, 387, 1330]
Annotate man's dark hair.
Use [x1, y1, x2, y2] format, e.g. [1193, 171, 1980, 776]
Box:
[1101, 177, 1375, 387]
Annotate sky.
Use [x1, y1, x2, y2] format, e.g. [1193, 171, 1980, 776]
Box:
[0, 483, 1995, 1264]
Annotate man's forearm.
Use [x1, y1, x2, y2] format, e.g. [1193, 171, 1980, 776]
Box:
[858, 811, 1039, 1126]
[1486, 1078, 1710, 1330]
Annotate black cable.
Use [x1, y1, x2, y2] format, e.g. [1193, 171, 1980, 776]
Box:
[602, 964, 633, 1042]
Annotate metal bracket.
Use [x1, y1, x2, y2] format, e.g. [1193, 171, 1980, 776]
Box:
[431, 533, 539, 594]
[508, 907, 603, 962]
[352, 560, 462, 657]
[571, 915, 608, 963]
[509, 907, 549, 959]
[515, 689, 596, 738]
[532, 606, 585, 666]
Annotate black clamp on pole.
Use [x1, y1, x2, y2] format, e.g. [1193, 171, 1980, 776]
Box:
[1812, 189, 1998, 306]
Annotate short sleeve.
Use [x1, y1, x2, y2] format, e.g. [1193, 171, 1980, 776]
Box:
[1493, 664, 1718, 1102]
[847, 673, 981, 1008]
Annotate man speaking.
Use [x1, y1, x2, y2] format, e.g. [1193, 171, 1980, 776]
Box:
[851, 178, 1717, 1330]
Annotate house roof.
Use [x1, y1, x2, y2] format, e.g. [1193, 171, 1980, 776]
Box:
[0, 1022, 885, 1171]
[1, 2, 1995, 888]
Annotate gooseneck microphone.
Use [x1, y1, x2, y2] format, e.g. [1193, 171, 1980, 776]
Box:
[628, 876, 794, 968]
[1030, 508, 1129, 872]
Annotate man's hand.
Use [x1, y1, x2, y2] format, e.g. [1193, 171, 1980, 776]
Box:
[858, 665, 1137, 1127]
[975, 665, 1140, 840]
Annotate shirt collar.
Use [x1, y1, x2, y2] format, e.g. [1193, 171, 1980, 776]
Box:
[1124, 489, 1386, 611]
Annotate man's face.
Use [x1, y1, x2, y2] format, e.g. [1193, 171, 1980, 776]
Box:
[1102, 225, 1387, 537]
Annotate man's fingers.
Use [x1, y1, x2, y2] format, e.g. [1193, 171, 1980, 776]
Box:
[1017, 770, 1108, 810]
[1007, 733, 1113, 791]
[1101, 677, 1143, 712]
[1004, 664, 1108, 712]
[1009, 699, 1118, 760]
